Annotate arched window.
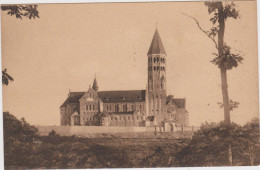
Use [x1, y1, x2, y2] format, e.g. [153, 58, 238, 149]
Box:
[90, 105, 92, 111]
[93, 105, 95, 111]
[115, 104, 119, 112]
[157, 57, 159, 62]
[131, 104, 135, 111]
[123, 104, 127, 112]
[154, 58, 156, 63]
[86, 105, 88, 111]
[157, 66, 159, 70]
[154, 66, 156, 71]
[107, 105, 109, 111]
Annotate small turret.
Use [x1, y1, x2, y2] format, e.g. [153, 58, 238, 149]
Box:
[92, 75, 98, 91]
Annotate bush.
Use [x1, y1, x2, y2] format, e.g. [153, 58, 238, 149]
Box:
[175, 119, 260, 166]
[3, 112, 39, 169]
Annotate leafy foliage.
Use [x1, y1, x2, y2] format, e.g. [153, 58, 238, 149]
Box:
[2, 68, 14, 86]
[175, 119, 260, 166]
[3, 112, 39, 168]
[217, 99, 240, 111]
[205, 1, 239, 23]
[211, 45, 243, 70]
[204, 2, 243, 70]
[1, 5, 39, 19]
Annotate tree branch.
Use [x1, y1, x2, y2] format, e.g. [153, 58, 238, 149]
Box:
[182, 13, 218, 50]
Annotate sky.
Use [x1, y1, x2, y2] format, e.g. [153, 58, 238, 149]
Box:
[1, 1, 259, 126]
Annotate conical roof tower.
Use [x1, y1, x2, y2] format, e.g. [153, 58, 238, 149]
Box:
[147, 28, 166, 55]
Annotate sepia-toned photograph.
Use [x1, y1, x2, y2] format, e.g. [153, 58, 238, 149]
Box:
[1, 0, 259, 169]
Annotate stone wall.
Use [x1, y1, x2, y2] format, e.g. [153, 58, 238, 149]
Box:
[37, 126, 155, 136]
[37, 125, 199, 137]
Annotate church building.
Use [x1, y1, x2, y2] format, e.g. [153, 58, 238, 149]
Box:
[60, 28, 189, 127]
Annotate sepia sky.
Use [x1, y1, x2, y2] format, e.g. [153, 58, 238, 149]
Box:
[1, 1, 258, 126]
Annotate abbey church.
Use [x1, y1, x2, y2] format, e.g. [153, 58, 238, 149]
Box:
[60, 28, 189, 127]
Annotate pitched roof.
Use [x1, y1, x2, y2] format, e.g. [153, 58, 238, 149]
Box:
[98, 90, 146, 103]
[60, 90, 146, 108]
[147, 28, 166, 55]
[173, 99, 186, 108]
[60, 92, 84, 108]
[166, 95, 186, 108]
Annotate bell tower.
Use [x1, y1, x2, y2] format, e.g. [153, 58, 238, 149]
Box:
[147, 27, 167, 120]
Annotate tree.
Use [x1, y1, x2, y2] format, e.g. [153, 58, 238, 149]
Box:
[183, 1, 243, 165]
[1, 4, 39, 86]
[2, 68, 13, 86]
[184, 2, 242, 124]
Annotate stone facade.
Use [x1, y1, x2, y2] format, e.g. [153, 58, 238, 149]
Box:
[60, 28, 189, 127]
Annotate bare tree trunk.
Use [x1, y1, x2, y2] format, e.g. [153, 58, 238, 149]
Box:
[218, 3, 230, 124]
[218, 2, 232, 165]
[250, 158, 254, 166]
[221, 68, 230, 124]
[228, 144, 232, 166]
